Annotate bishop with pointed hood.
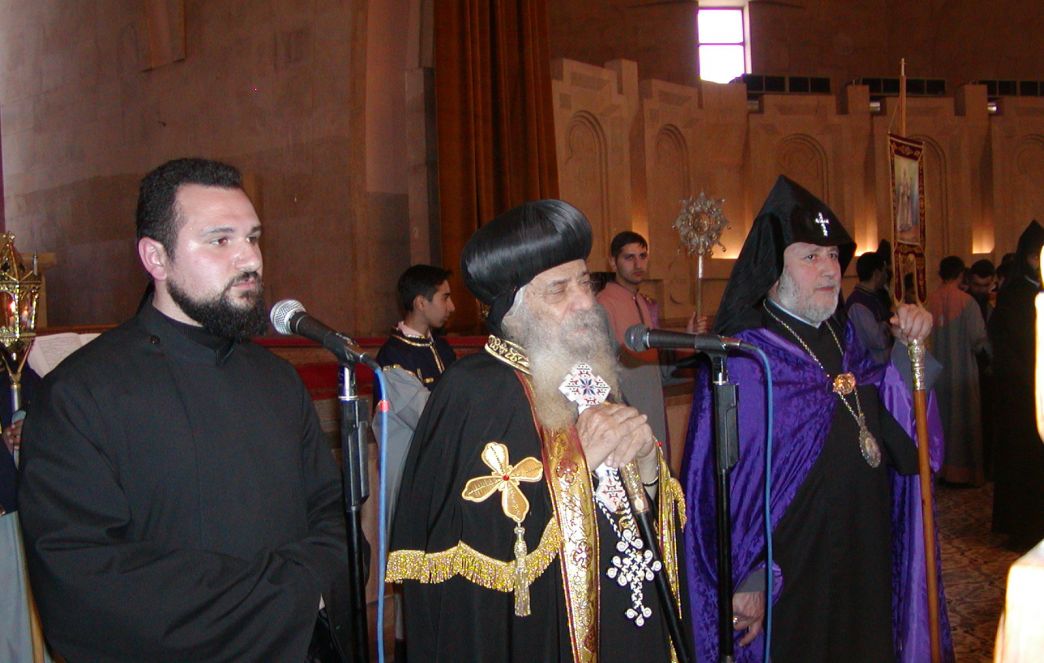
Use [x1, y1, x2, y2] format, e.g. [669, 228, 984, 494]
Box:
[683, 176, 952, 663]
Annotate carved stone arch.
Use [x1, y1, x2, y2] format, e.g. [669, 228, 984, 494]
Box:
[561, 111, 611, 262]
[776, 134, 829, 201]
[649, 125, 694, 307]
[652, 124, 691, 201]
[911, 135, 948, 271]
[1014, 134, 1044, 229]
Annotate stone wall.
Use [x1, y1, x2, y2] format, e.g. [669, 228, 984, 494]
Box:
[552, 58, 1044, 321]
[550, 0, 1044, 98]
[0, 0, 392, 333]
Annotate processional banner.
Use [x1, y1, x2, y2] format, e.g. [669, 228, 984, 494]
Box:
[888, 134, 927, 304]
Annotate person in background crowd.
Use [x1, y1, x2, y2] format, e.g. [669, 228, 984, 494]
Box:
[846, 252, 893, 365]
[927, 256, 989, 486]
[963, 259, 997, 476]
[376, 264, 457, 389]
[988, 221, 1044, 550]
[597, 231, 708, 446]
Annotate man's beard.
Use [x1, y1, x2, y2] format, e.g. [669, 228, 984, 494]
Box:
[168, 272, 268, 341]
[772, 267, 838, 325]
[502, 296, 621, 430]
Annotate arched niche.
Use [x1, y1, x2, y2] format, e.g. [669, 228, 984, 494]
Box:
[561, 111, 611, 264]
[914, 135, 948, 294]
[649, 125, 694, 310]
[1014, 135, 1044, 229]
[777, 134, 829, 202]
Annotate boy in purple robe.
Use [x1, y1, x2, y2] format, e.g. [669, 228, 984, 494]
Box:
[682, 176, 954, 662]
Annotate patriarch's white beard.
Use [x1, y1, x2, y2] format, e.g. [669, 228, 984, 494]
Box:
[502, 299, 621, 430]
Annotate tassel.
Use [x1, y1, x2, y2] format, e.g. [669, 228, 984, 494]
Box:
[513, 524, 531, 616]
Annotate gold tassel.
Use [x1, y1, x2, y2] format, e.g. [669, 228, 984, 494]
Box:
[513, 524, 531, 616]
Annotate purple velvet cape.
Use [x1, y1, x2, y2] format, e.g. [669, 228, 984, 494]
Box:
[682, 321, 954, 663]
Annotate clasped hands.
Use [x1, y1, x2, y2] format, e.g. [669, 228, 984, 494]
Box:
[576, 403, 659, 489]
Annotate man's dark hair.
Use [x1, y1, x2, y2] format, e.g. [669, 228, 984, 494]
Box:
[856, 252, 886, 282]
[938, 255, 967, 281]
[136, 158, 244, 257]
[398, 264, 451, 312]
[610, 231, 648, 258]
[876, 239, 892, 266]
[968, 259, 996, 279]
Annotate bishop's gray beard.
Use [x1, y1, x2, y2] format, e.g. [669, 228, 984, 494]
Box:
[502, 298, 621, 430]
[771, 267, 839, 325]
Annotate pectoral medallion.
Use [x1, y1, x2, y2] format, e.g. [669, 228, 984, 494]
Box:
[832, 372, 857, 395]
[858, 415, 882, 468]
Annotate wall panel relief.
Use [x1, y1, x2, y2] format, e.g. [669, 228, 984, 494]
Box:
[918, 137, 949, 291]
[649, 125, 694, 313]
[548, 59, 1044, 323]
[777, 134, 829, 201]
[1014, 135, 1044, 230]
[551, 59, 637, 271]
[562, 112, 610, 265]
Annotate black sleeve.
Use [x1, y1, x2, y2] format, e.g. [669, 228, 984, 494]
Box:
[878, 405, 919, 475]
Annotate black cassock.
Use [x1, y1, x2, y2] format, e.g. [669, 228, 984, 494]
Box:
[19, 304, 356, 662]
[989, 275, 1044, 547]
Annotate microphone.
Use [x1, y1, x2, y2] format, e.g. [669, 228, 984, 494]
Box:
[624, 324, 755, 355]
[270, 299, 380, 370]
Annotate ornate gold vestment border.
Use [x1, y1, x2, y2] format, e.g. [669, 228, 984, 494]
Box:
[385, 517, 562, 591]
[515, 372, 600, 663]
[656, 454, 687, 663]
[485, 335, 531, 374]
[541, 424, 600, 663]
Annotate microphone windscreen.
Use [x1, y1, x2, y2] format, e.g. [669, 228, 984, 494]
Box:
[624, 324, 649, 352]
[270, 299, 305, 335]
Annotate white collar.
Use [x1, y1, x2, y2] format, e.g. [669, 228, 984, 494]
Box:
[396, 321, 430, 339]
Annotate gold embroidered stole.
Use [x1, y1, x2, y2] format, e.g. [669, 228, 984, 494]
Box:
[656, 453, 688, 663]
[518, 374, 600, 663]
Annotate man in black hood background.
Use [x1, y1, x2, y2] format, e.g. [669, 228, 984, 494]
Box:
[988, 220, 1044, 550]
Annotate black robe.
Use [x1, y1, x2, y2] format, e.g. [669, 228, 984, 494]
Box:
[988, 275, 1044, 546]
[18, 304, 355, 662]
[388, 348, 686, 662]
[376, 330, 457, 389]
[763, 304, 900, 662]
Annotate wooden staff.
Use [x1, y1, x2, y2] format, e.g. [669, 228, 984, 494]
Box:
[907, 340, 942, 663]
[898, 58, 942, 662]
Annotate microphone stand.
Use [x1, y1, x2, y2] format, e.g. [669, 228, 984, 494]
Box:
[339, 364, 370, 663]
[709, 351, 740, 663]
[618, 463, 693, 663]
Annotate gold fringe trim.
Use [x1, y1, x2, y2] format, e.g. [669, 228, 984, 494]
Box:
[655, 452, 688, 663]
[662, 475, 687, 528]
[386, 518, 561, 593]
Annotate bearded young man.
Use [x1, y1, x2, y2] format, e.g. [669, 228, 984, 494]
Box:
[387, 200, 689, 662]
[683, 176, 954, 663]
[19, 158, 356, 662]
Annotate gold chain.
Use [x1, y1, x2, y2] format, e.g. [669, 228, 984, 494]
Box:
[763, 303, 869, 427]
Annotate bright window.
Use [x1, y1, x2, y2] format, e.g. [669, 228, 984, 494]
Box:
[698, 8, 747, 84]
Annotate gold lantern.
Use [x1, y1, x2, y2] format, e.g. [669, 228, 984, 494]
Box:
[0, 233, 42, 412]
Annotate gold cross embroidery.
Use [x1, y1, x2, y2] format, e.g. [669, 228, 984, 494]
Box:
[461, 442, 544, 616]
[462, 442, 543, 524]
